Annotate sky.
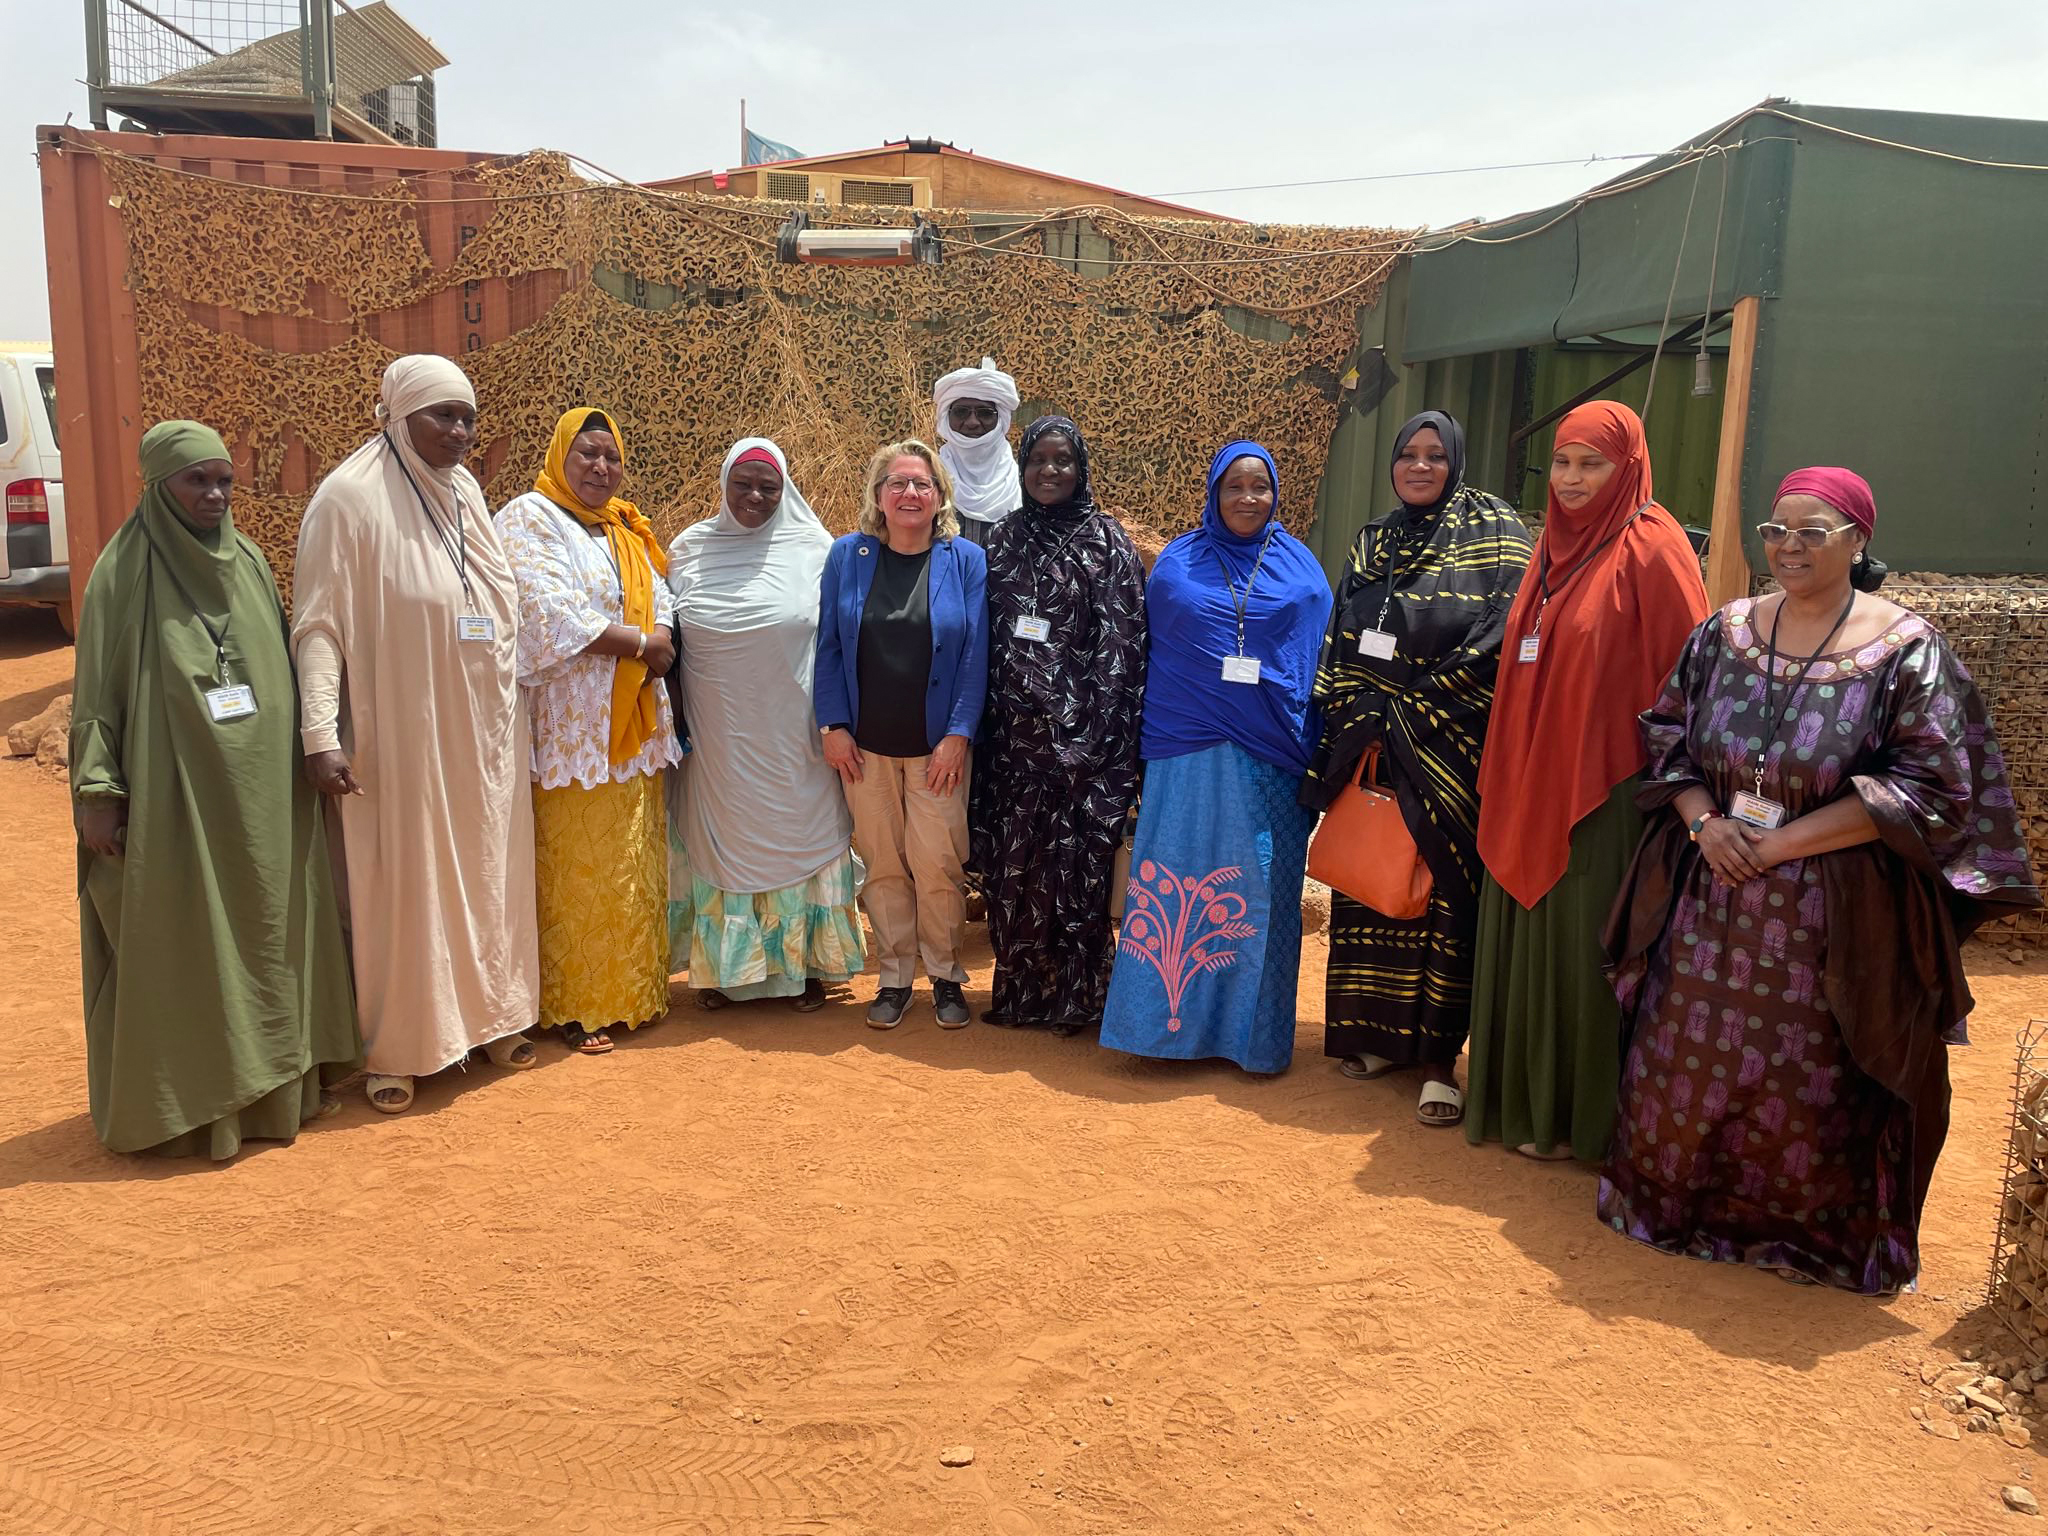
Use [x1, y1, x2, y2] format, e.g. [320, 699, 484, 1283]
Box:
[2, 0, 2045, 340]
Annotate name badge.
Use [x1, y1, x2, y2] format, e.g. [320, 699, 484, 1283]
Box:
[1358, 629, 1397, 661]
[1220, 655, 1262, 685]
[205, 684, 257, 722]
[1728, 790, 1787, 830]
[457, 615, 496, 643]
[1517, 634, 1541, 664]
[1013, 615, 1051, 642]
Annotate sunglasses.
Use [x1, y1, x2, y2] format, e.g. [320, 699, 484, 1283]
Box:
[1756, 522, 1858, 549]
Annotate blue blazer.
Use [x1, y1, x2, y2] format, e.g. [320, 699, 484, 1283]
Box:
[814, 530, 989, 750]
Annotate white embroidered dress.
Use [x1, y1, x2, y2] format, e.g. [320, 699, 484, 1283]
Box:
[497, 490, 682, 790]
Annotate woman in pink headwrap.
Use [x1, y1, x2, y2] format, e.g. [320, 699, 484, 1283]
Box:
[1599, 467, 2039, 1294]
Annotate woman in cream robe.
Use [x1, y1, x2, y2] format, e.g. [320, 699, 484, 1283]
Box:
[293, 354, 541, 1112]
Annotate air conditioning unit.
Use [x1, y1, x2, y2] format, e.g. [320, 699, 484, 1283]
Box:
[757, 171, 932, 208]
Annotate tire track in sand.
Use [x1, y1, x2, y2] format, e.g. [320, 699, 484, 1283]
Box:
[0, 1330, 916, 1524]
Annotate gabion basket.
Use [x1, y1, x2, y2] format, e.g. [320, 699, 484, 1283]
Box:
[1988, 1019, 2048, 1362]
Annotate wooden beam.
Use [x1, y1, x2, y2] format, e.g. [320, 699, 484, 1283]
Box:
[1706, 294, 1762, 606]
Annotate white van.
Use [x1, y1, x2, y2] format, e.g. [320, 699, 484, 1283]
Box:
[0, 343, 69, 633]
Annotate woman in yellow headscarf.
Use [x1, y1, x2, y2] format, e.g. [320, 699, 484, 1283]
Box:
[499, 409, 683, 1053]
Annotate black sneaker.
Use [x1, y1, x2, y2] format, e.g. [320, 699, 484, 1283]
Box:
[867, 985, 912, 1029]
[932, 979, 970, 1029]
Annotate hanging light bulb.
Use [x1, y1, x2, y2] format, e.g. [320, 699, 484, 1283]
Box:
[1692, 348, 1714, 398]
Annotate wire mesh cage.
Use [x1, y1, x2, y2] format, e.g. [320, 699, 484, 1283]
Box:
[91, 0, 440, 146]
[1891, 580, 2048, 948]
[1989, 1019, 2048, 1363]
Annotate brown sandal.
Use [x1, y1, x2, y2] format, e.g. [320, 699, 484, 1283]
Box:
[562, 1024, 613, 1055]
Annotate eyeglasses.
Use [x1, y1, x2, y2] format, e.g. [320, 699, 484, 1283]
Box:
[1756, 522, 1858, 549]
[882, 477, 936, 496]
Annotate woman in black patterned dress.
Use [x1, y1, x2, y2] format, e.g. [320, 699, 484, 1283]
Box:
[970, 416, 1148, 1034]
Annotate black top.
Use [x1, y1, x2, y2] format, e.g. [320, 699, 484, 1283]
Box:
[854, 543, 934, 757]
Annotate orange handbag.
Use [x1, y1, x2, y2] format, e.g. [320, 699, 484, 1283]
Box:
[1307, 744, 1433, 920]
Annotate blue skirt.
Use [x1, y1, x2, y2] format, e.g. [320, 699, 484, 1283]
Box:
[1100, 743, 1317, 1074]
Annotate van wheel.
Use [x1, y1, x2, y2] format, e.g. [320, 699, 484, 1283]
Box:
[55, 601, 75, 639]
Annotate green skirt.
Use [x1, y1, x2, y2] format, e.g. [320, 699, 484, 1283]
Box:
[1464, 778, 1645, 1160]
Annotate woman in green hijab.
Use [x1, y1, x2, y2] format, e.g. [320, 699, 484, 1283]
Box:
[70, 420, 361, 1159]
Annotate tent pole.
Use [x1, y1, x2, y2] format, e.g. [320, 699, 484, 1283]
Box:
[1706, 295, 1762, 605]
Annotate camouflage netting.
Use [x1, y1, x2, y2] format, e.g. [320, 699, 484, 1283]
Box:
[102, 148, 1403, 600]
[1885, 579, 2048, 948]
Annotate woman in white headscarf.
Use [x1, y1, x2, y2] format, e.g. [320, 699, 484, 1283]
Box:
[933, 357, 1021, 550]
[294, 354, 541, 1114]
[667, 438, 865, 1011]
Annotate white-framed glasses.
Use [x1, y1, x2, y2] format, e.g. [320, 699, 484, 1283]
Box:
[883, 477, 936, 496]
[1757, 522, 1857, 549]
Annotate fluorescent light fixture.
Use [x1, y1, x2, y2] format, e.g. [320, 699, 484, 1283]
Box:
[775, 210, 942, 268]
[794, 228, 914, 265]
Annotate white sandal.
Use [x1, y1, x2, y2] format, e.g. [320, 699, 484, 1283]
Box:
[1338, 1053, 1400, 1081]
[483, 1034, 537, 1069]
[1416, 1080, 1465, 1127]
[365, 1074, 415, 1114]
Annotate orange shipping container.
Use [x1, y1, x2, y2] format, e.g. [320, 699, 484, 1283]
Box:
[36, 124, 562, 612]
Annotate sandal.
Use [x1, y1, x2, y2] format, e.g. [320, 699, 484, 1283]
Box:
[562, 1024, 613, 1055]
[366, 1074, 414, 1114]
[314, 1092, 343, 1120]
[1515, 1141, 1576, 1162]
[1774, 1267, 1819, 1286]
[793, 978, 828, 1013]
[1416, 1080, 1465, 1127]
[697, 989, 731, 1011]
[484, 1034, 538, 1069]
[1339, 1053, 1401, 1081]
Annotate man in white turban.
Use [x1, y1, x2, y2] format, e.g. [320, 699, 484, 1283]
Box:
[933, 357, 1022, 549]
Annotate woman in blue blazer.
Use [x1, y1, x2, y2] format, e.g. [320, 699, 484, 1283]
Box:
[816, 440, 991, 1030]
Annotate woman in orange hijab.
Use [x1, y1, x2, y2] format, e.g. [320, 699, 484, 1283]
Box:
[1464, 401, 1708, 1160]
[498, 409, 683, 1055]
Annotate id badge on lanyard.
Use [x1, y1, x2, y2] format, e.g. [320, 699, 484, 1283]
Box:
[205, 683, 256, 721]
[458, 614, 496, 643]
[1517, 634, 1541, 664]
[1358, 629, 1397, 661]
[1728, 790, 1787, 830]
[1013, 614, 1051, 642]
[1221, 654, 1262, 685]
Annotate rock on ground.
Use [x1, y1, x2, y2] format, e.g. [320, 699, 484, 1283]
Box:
[7, 694, 69, 761]
[1301, 878, 1331, 937]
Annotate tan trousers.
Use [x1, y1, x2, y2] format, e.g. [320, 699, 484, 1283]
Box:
[844, 752, 971, 987]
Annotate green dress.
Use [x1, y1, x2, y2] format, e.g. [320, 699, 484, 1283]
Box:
[70, 422, 360, 1159]
[1463, 776, 1643, 1160]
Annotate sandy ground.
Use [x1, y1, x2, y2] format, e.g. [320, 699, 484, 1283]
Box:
[2, 601, 2046, 1535]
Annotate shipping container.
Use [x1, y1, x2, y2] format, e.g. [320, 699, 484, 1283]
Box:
[36, 124, 567, 613]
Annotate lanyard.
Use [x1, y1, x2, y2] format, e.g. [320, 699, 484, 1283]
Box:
[1370, 519, 1423, 629]
[1212, 522, 1278, 657]
[140, 522, 254, 686]
[1754, 590, 1856, 796]
[1527, 504, 1647, 637]
[1023, 512, 1095, 618]
[388, 434, 473, 611]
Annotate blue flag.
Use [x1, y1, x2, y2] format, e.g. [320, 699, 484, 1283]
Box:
[744, 128, 803, 166]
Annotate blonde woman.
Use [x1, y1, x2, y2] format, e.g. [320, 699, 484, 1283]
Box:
[816, 441, 990, 1028]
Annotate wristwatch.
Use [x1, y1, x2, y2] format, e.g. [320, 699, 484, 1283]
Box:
[1688, 810, 1721, 842]
[821, 723, 849, 736]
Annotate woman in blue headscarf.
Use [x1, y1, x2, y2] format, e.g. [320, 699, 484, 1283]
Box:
[1099, 442, 1333, 1075]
